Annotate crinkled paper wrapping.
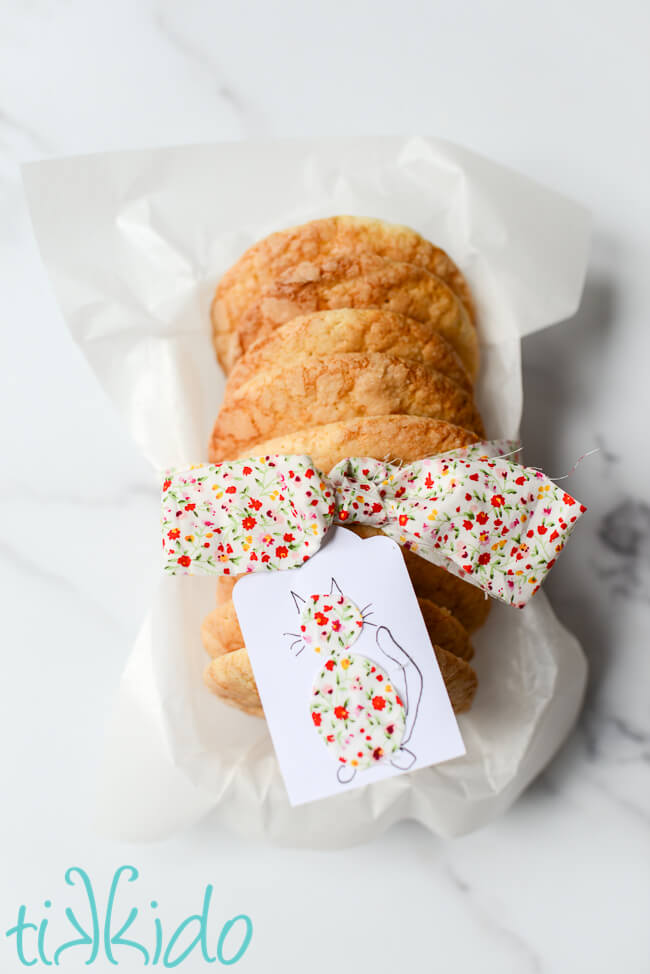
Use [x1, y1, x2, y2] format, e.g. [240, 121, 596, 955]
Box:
[23, 137, 591, 844]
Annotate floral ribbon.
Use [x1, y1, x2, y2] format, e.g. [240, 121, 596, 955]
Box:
[161, 441, 586, 608]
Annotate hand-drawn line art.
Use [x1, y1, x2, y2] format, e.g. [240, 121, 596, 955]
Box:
[285, 578, 423, 784]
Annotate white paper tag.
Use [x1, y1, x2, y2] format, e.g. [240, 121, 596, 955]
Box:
[233, 528, 465, 806]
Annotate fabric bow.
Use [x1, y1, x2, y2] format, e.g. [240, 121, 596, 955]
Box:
[161, 441, 586, 608]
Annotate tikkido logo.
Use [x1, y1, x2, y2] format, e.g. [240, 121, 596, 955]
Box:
[4, 866, 253, 968]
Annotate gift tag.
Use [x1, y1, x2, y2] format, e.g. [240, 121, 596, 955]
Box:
[233, 528, 465, 806]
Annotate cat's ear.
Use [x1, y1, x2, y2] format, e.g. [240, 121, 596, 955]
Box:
[330, 577, 343, 597]
[290, 590, 306, 613]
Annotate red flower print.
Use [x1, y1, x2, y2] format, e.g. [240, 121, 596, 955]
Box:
[311, 711, 322, 727]
[550, 530, 559, 542]
[305, 468, 314, 479]
[463, 520, 473, 530]
[386, 724, 395, 736]
[537, 525, 547, 535]
[372, 502, 383, 514]
[168, 528, 180, 539]
[334, 706, 349, 720]
[372, 696, 386, 711]
[462, 564, 473, 573]
[338, 510, 349, 521]
[242, 466, 252, 475]
[477, 511, 489, 525]
[478, 552, 491, 565]
[579, 504, 587, 513]
[242, 516, 256, 530]
[225, 485, 237, 494]
[283, 533, 295, 543]
[324, 660, 335, 671]
[314, 611, 328, 626]
[275, 545, 289, 559]
[395, 695, 403, 707]
[326, 734, 334, 742]
[249, 498, 262, 511]
[376, 674, 383, 682]
[469, 473, 479, 482]
[163, 479, 171, 492]
[527, 529, 534, 538]
[425, 473, 434, 488]
[261, 553, 270, 563]
[399, 514, 408, 527]
[515, 475, 526, 486]
[372, 747, 384, 761]
[177, 555, 191, 568]
[547, 559, 556, 569]
[184, 503, 196, 512]
[563, 493, 576, 506]
[491, 494, 505, 507]
[331, 620, 341, 632]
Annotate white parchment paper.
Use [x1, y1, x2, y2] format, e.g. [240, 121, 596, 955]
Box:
[23, 137, 591, 844]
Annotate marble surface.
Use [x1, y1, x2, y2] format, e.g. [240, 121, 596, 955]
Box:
[1, 2, 648, 971]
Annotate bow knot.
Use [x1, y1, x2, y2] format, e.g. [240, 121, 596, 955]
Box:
[161, 441, 586, 608]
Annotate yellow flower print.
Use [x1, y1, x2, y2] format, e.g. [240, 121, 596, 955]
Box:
[340, 658, 351, 670]
[218, 554, 229, 563]
[184, 534, 194, 542]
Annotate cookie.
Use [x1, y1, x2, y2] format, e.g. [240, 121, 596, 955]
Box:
[218, 252, 479, 377]
[212, 216, 476, 370]
[216, 575, 238, 605]
[209, 355, 484, 460]
[204, 643, 477, 716]
[203, 648, 264, 718]
[202, 595, 473, 661]
[227, 308, 472, 393]
[234, 414, 480, 474]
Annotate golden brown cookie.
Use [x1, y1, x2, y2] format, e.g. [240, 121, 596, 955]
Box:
[217, 251, 479, 377]
[227, 308, 472, 393]
[235, 414, 479, 473]
[203, 649, 264, 718]
[216, 575, 238, 605]
[212, 216, 476, 370]
[204, 643, 477, 716]
[209, 354, 484, 460]
[202, 595, 473, 661]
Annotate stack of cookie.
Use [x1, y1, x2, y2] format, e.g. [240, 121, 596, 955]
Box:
[201, 216, 489, 718]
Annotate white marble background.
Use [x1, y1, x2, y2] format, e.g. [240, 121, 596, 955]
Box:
[1, 2, 648, 971]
